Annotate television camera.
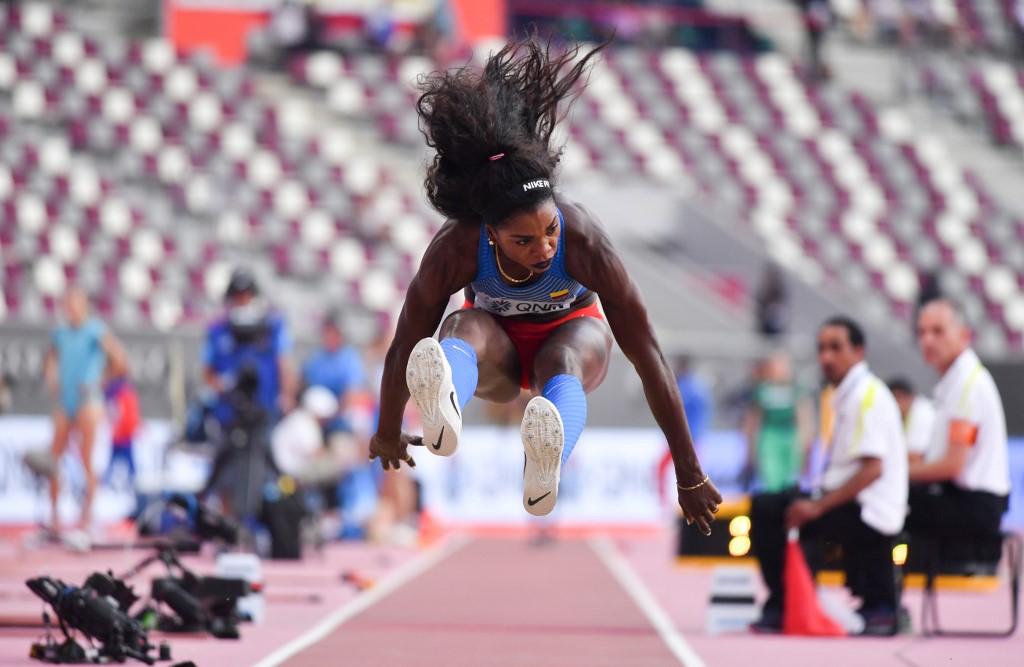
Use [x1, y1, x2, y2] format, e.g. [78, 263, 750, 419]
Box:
[125, 543, 250, 640]
[25, 573, 156, 664]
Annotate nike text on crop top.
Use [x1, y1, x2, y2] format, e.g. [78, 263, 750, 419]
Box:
[470, 209, 588, 317]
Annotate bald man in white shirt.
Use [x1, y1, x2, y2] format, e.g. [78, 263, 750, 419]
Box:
[907, 299, 1011, 541]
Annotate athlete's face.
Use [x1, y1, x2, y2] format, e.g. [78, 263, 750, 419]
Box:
[817, 324, 863, 387]
[63, 289, 89, 327]
[917, 301, 969, 374]
[487, 200, 559, 279]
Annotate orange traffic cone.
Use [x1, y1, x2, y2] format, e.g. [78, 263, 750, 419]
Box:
[783, 529, 846, 636]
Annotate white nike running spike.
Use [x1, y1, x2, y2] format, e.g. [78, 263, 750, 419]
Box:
[406, 338, 462, 457]
[521, 396, 564, 516]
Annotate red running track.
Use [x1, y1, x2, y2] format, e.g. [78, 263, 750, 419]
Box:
[274, 536, 687, 667]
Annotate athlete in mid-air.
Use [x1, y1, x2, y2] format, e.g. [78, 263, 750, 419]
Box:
[368, 36, 722, 534]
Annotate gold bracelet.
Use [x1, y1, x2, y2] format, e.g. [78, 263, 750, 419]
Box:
[677, 474, 710, 492]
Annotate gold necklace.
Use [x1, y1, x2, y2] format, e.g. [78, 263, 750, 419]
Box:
[494, 243, 533, 284]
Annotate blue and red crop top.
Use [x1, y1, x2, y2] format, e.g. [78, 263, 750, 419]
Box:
[470, 208, 588, 317]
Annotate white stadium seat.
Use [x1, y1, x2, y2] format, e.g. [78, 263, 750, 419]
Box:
[75, 59, 108, 96]
[329, 237, 368, 280]
[16, 193, 47, 234]
[150, 290, 184, 330]
[22, 2, 54, 38]
[33, 255, 66, 297]
[305, 51, 343, 88]
[131, 229, 165, 266]
[130, 115, 163, 154]
[39, 136, 72, 175]
[13, 80, 46, 119]
[221, 123, 257, 161]
[142, 39, 176, 75]
[299, 209, 336, 250]
[49, 226, 81, 263]
[359, 269, 398, 313]
[52, 31, 84, 68]
[119, 259, 153, 300]
[273, 180, 309, 218]
[0, 53, 16, 91]
[102, 87, 136, 125]
[100, 197, 133, 237]
[164, 65, 198, 103]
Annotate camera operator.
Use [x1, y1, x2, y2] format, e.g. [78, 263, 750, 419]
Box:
[200, 269, 296, 520]
[202, 269, 297, 423]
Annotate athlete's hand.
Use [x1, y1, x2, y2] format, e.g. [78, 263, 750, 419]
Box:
[368, 431, 424, 471]
[677, 475, 723, 537]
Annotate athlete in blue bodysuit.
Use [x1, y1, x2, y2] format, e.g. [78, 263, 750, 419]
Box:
[368, 37, 722, 533]
[44, 287, 126, 533]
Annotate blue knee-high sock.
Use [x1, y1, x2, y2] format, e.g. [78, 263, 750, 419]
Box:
[439, 338, 478, 413]
[542, 375, 587, 464]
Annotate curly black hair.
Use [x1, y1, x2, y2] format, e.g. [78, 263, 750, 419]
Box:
[415, 35, 609, 225]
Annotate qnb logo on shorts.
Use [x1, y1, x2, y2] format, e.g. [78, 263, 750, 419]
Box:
[522, 179, 550, 192]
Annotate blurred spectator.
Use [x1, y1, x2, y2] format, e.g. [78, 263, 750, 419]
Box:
[797, 0, 832, 80]
[742, 350, 813, 493]
[366, 327, 421, 545]
[869, 0, 905, 44]
[1013, 1, 1024, 61]
[913, 270, 941, 339]
[303, 312, 369, 436]
[0, 371, 12, 414]
[270, 0, 321, 55]
[886, 376, 936, 466]
[44, 287, 127, 534]
[202, 268, 297, 426]
[674, 355, 714, 444]
[103, 370, 141, 494]
[750, 317, 907, 635]
[249, 0, 323, 68]
[302, 312, 379, 540]
[271, 385, 342, 481]
[907, 300, 1010, 544]
[658, 356, 714, 500]
[754, 263, 790, 339]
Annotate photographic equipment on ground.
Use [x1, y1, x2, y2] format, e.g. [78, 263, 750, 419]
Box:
[165, 494, 242, 546]
[122, 544, 250, 640]
[136, 494, 242, 549]
[25, 575, 156, 664]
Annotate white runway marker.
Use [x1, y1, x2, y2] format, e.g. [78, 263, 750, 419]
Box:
[253, 536, 471, 667]
[591, 535, 706, 667]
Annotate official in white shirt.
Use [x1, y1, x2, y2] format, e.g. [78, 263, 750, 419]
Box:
[887, 377, 937, 464]
[907, 299, 1011, 540]
[750, 317, 908, 635]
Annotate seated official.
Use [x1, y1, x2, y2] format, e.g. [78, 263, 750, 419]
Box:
[750, 317, 908, 635]
[907, 300, 1011, 546]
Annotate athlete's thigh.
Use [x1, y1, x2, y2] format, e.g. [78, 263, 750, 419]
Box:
[439, 308, 521, 403]
[530, 316, 613, 394]
[50, 409, 72, 460]
[75, 403, 102, 464]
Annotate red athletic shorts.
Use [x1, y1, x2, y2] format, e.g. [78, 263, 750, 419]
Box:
[463, 300, 605, 389]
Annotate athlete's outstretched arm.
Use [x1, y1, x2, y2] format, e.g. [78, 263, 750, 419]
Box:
[370, 222, 477, 470]
[563, 203, 722, 535]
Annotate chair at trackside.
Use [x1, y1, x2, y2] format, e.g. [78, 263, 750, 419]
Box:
[911, 531, 1023, 638]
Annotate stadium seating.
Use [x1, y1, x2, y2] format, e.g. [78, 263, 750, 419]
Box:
[559, 47, 1024, 354]
[3, 1, 1023, 356]
[0, 2, 436, 333]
